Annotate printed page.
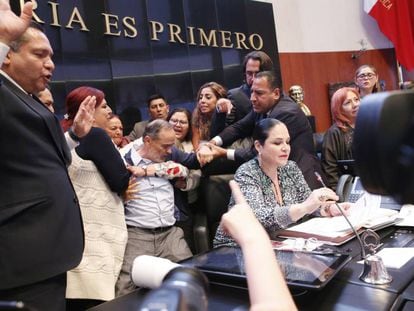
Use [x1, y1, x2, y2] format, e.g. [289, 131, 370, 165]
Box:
[348, 193, 398, 229]
[395, 205, 414, 227]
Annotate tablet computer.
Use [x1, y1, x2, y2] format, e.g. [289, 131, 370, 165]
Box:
[180, 246, 351, 290]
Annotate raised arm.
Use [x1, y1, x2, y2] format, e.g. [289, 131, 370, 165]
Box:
[0, 0, 33, 45]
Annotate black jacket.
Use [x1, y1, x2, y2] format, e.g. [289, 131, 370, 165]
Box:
[0, 75, 84, 289]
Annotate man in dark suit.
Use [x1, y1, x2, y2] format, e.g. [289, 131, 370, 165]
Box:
[0, 2, 95, 309]
[209, 71, 324, 189]
[211, 51, 274, 132]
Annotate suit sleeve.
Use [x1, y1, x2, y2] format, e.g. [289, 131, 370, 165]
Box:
[218, 111, 256, 146]
[210, 110, 227, 138]
[127, 125, 138, 141]
[171, 146, 201, 170]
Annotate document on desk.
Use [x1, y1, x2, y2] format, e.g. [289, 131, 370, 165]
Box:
[277, 193, 399, 245]
[395, 205, 414, 227]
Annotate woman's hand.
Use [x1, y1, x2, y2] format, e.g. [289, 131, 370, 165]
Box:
[123, 178, 140, 201]
[305, 187, 339, 214]
[321, 202, 352, 217]
[216, 98, 233, 114]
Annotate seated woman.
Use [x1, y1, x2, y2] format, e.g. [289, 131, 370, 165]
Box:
[106, 114, 130, 148]
[321, 87, 360, 190]
[354, 64, 381, 98]
[191, 82, 227, 149]
[214, 118, 350, 247]
[61, 86, 131, 310]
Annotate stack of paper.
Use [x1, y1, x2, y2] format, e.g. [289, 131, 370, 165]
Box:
[277, 193, 399, 245]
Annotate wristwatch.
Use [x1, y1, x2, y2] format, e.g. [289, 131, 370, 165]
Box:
[142, 165, 148, 177]
[68, 127, 81, 142]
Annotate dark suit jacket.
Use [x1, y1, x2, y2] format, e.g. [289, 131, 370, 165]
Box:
[218, 94, 324, 189]
[227, 84, 252, 122]
[210, 84, 252, 138]
[127, 120, 149, 141]
[0, 75, 84, 289]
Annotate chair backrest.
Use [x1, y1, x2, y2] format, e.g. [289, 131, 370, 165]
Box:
[336, 174, 355, 202]
[197, 174, 233, 249]
[313, 132, 325, 159]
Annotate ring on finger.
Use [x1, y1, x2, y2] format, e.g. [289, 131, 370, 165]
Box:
[319, 194, 327, 202]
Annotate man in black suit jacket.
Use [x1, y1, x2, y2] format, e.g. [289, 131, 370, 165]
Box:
[211, 51, 274, 137]
[209, 71, 325, 189]
[0, 3, 95, 309]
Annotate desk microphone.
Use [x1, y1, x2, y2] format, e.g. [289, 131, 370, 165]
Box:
[314, 172, 366, 259]
[315, 173, 392, 284]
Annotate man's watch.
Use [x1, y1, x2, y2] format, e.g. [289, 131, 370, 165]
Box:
[142, 165, 148, 177]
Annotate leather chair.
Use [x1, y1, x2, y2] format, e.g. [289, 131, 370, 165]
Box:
[193, 174, 233, 253]
[313, 132, 325, 160]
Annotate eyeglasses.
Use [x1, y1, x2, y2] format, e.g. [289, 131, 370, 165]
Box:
[357, 73, 376, 79]
[169, 119, 188, 126]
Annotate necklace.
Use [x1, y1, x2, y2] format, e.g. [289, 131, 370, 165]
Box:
[271, 174, 283, 205]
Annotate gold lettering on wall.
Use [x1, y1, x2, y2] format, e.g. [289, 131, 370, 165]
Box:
[249, 34, 263, 50]
[23, 0, 44, 24]
[187, 27, 196, 45]
[149, 21, 163, 41]
[17, 1, 265, 51]
[234, 32, 248, 50]
[123, 17, 137, 38]
[48, 1, 60, 26]
[167, 23, 186, 44]
[66, 7, 89, 31]
[102, 13, 121, 36]
[198, 29, 218, 47]
[220, 31, 233, 48]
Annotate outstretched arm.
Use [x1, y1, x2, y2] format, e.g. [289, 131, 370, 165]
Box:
[220, 181, 297, 311]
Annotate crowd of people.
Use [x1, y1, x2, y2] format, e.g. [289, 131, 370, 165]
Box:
[1, 1, 396, 310]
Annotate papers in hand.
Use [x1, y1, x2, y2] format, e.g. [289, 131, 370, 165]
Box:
[278, 193, 399, 245]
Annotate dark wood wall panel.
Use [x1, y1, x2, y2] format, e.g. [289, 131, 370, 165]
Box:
[278, 48, 398, 132]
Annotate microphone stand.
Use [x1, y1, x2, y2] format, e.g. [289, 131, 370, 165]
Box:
[314, 173, 392, 284]
[314, 172, 366, 259]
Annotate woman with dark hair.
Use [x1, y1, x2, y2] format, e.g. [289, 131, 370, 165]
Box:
[168, 108, 192, 149]
[214, 119, 350, 247]
[191, 81, 227, 149]
[62, 86, 131, 310]
[167, 108, 201, 251]
[321, 87, 360, 190]
[354, 64, 381, 97]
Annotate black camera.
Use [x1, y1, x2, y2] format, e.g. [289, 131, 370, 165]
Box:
[138, 267, 209, 311]
[353, 90, 414, 204]
[131, 256, 209, 311]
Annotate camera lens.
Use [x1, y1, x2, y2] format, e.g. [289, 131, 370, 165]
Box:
[354, 90, 414, 204]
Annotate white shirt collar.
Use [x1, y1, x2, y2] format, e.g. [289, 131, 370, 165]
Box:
[0, 42, 28, 94]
